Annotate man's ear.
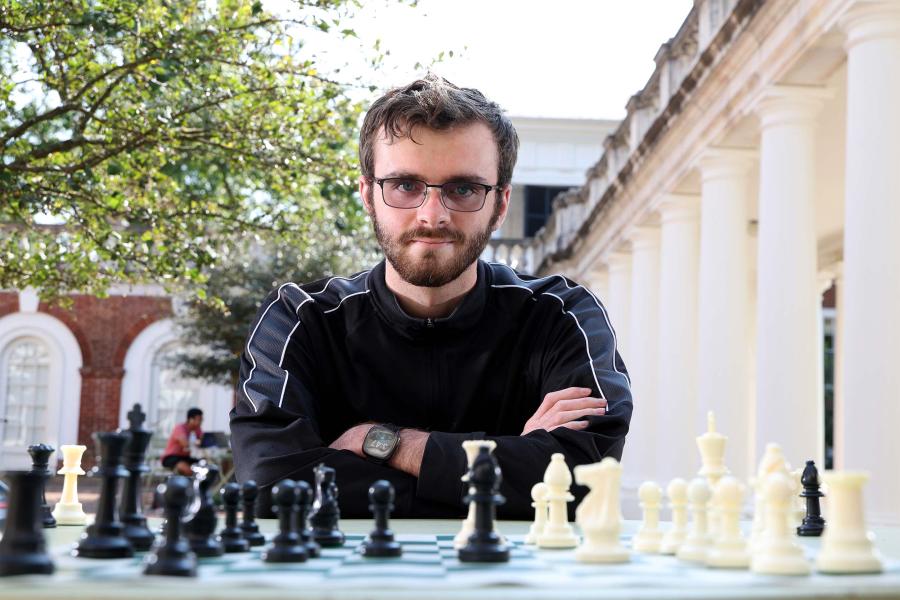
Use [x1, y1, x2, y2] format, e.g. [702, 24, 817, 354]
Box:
[491, 184, 512, 232]
[359, 176, 375, 215]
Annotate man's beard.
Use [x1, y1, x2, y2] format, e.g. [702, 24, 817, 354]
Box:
[368, 191, 500, 288]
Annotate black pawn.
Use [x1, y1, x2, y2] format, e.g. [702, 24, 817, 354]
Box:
[263, 479, 308, 563]
[74, 431, 134, 558]
[458, 446, 509, 563]
[217, 482, 249, 553]
[309, 464, 344, 547]
[120, 404, 154, 551]
[294, 480, 320, 558]
[0, 471, 55, 576]
[797, 459, 826, 537]
[144, 476, 197, 577]
[360, 480, 401, 558]
[240, 480, 266, 546]
[185, 465, 224, 557]
[27, 444, 56, 528]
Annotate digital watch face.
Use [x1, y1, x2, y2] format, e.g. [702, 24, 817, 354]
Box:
[365, 427, 398, 459]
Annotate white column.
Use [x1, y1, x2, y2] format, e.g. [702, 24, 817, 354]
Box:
[754, 85, 829, 471]
[656, 194, 701, 482]
[626, 226, 662, 483]
[697, 149, 756, 481]
[840, 1, 900, 524]
[605, 251, 633, 359]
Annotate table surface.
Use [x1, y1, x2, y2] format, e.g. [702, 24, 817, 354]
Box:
[2, 518, 900, 600]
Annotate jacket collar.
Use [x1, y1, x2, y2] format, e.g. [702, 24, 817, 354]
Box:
[367, 259, 489, 339]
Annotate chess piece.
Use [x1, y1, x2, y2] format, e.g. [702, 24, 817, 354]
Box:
[458, 446, 509, 562]
[524, 482, 548, 545]
[750, 472, 810, 575]
[360, 480, 402, 557]
[706, 476, 750, 568]
[74, 431, 134, 558]
[632, 481, 663, 553]
[659, 478, 688, 555]
[0, 471, 55, 576]
[814, 471, 883, 574]
[217, 482, 249, 553]
[309, 464, 345, 547]
[749, 443, 790, 551]
[676, 477, 712, 563]
[263, 479, 308, 563]
[240, 480, 266, 546]
[294, 479, 321, 558]
[120, 404, 154, 551]
[696, 412, 728, 539]
[574, 457, 629, 563]
[28, 444, 56, 528]
[791, 466, 805, 529]
[52, 444, 88, 525]
[797, 460, 825, 537]
[144, 476, 197, 577]
[454, 440, 499, 549]
[536, 453, 578, 548]
[185, 464, 224, 557]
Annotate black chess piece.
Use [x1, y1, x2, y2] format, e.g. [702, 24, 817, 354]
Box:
[120, 404, 154, 551]
[360, 480, 402, 558]
[240, 480, 266, 546]
[185, 464, 224, 557]
[144, 476, 197, 577]
[263, 479, 308, 563]
[309, 464, 344, 547]
[458, 446, 509, 563]
[73, 431, 134, 558]
[0, 471, 55, 576]
[797, 459, 826, 537]
[293, 480, 320, 558]
[217, 482, 249, 553]
[27, 444, 56, 528]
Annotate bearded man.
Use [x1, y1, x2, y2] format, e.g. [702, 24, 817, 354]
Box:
[229, 74, 633, 519]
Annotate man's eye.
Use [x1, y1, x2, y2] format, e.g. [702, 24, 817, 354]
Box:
[449, 184, 475, 197]
[392, 180, 420, 193]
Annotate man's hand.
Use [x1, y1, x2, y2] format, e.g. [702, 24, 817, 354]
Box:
[521, 387, 606, 435]
[328, 423, 373, 457]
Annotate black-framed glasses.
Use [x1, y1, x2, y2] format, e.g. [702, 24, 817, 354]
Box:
[374, 177, 501, 212]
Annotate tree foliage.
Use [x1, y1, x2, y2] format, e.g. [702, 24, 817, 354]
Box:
[0, 0, 379, 300]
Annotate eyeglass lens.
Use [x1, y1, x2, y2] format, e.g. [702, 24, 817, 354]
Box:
[380, 178, 487, 212]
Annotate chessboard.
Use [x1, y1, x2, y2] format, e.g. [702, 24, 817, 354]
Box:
[3, 519, 900, 600]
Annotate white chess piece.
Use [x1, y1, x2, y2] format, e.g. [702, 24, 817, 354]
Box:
[454, 440, 499, 549]
[749, 443, 790, 551]
[536, 453, 578, 548]
[632, 481, 663, 553]
[574, 457, 629, 563]
[750, 471, 810, 575]
[706, 476, 750, 568]
[815, 471, 883, 574]
[791, 467, 806, 529]
[524, 482, 548, 545]
[51, 444, 88, 525]
[676, 477, 712, 562]
[659, 478, 688, 555]
[696, 411, 728, 540]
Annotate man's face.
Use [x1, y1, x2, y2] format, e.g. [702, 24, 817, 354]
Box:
[189, 415, 203, 430]
[360, 122, 509, 287]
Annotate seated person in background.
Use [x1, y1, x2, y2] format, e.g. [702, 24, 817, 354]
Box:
[162, 407, 204, 476]
[230, 74, 633, 519]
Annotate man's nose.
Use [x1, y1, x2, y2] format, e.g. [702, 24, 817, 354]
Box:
[416, 186, 451, 227]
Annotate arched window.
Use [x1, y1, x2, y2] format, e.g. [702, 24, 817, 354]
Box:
[149, 341, 205, 440]
[1, 337, 51, 450]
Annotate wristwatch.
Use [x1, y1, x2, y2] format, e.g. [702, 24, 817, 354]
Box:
[362, 424, 402, 464]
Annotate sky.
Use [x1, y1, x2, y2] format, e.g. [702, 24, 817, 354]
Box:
[271, 0, 695, 121]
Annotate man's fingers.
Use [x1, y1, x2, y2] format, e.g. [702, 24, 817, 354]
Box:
[551, 397, 605, 414]
[554, 420, 590, 431]
[536, 387, 593, 417]
[556, 406, 605, 423]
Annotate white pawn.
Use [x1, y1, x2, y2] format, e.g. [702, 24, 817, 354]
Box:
[706, 476, 750, 568]
[815, 471, 883, 574]
[52, 444, 88, 525]
[676, 477, 712, 563]
[659, 478, 688, 555]
[524, 482, 548, 545]
[750, 472, 810, 575]
[632, 481, 663, 553]
[454, 440, 500, 549]
[536, 453, 578, 548]
[574, 457, 629, 563]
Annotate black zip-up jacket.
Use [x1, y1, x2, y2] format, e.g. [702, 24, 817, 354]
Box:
[229, 259, 632, 519]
